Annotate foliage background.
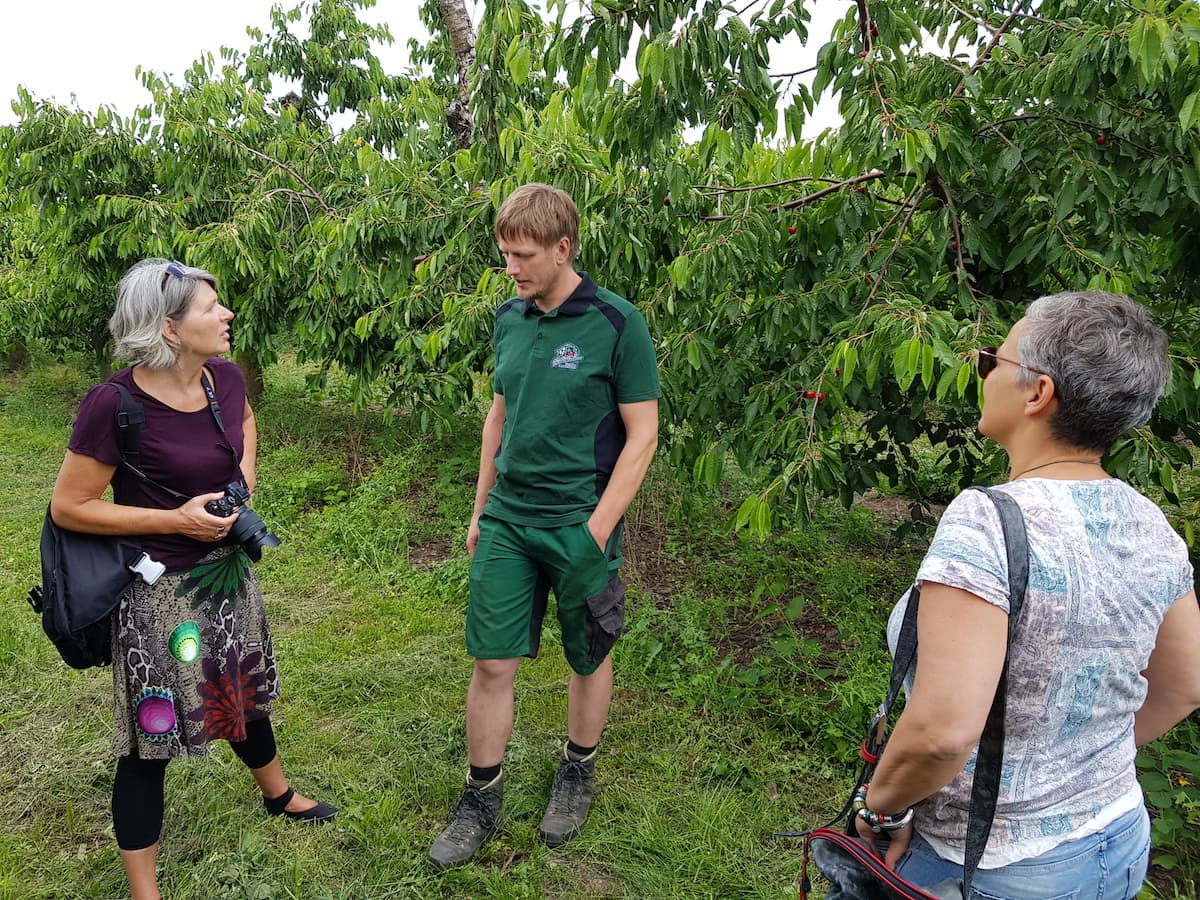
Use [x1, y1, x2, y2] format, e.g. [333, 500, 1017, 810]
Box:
[1, 0, 1198, 895]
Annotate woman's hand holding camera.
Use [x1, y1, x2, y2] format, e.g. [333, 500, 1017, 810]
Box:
[178, 492, 240, 542]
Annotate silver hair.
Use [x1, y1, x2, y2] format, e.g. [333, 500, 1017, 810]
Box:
[1015, 291, 1169, 452]
[109, 259, 217, 369]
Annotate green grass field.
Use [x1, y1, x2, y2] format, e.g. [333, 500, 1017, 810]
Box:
[0, 359, 1195, 899]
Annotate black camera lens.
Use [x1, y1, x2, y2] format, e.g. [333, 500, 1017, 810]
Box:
[228, 507, 281, 562]
[204, 481, 281, 561]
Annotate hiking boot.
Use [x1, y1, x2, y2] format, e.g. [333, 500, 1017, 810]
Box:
[537, 746, 597, 848]
[429, 773, 503, 869]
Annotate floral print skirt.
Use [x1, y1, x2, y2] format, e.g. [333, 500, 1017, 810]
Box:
[110, 546, 279, 759]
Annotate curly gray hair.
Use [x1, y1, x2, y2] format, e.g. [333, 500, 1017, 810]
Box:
[1016, 291, 1169, 452]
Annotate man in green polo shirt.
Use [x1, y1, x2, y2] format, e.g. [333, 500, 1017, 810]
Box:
[429, 183, 660, 868]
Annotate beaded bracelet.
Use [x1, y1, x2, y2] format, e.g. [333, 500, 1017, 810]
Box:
[852, 783, 914, 833]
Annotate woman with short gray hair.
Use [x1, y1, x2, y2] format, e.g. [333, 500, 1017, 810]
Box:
[851, 291, 1200, 898]
[51, 258, 335, 900]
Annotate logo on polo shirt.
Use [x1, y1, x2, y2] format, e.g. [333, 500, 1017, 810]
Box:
[551, 343, 584, 370]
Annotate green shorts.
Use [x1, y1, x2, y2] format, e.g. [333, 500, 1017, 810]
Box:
[467, 516, 627, 676]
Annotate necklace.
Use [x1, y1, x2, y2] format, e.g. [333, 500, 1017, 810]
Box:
[1011, 458, 1104, 480]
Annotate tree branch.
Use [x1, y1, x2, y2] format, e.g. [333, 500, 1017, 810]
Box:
[240, 145, 336, 216]
[950, 0, 1033, 100]
[859, 185, 926, 317]
[437, 0, 476, 150]
[698, 170, 889, 220]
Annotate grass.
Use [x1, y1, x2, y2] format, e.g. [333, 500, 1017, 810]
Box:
[0, 356, 1196, 899]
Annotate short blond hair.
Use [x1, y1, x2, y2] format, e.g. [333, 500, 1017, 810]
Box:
[495, 183, 579, 262]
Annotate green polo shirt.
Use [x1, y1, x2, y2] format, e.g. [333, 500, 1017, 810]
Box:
[482, 272, 660, 527]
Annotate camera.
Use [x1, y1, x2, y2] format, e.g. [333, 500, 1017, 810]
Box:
[205, 482, 281, 561]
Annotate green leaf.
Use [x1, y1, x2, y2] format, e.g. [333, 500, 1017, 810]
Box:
[935, 364, 957, 401]
[1159, 460, 1177, 499]
[1053, 181, 1077, 223]
[734, 492, 761, 531]
[842, 345, 858, 385]
[893, 340, 912, 384]
[865, 352, 881, 390]
[353, 313, 371, 339]
[1004, 231, 1044, 273]
[903, 132, 920, 173]
[1130, 15, 1163, 83]
[956, 361, 973, 397]
[511, 45, 532, 86]
[1180, 92, 1200, 131]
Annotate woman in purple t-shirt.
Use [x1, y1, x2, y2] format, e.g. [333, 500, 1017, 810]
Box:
[50, 259, 335, 900]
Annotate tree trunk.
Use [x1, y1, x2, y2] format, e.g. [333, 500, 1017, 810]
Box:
[92, 330, 113, 379]
[2, 340, 29, 372]
[437, 0, 476, 149]
[237, 349, 265, 404]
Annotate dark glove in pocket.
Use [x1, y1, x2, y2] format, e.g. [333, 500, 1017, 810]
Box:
[586, 574, 626, 663]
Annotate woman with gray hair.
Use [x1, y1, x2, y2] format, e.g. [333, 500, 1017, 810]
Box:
[50, 259, 334, 900]
[851, 292, 1200, 898]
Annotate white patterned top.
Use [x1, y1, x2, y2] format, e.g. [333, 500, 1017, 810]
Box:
[886, 478, 1193, 868]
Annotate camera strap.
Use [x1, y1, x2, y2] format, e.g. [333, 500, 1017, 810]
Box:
[109, 381, 190, 502]
[112, 369, 246, 502]
[200, 369, 248, 487]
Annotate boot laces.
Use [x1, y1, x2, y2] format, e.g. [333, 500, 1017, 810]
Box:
[445, 786, 496, 839]
[546, 759, 591, 815]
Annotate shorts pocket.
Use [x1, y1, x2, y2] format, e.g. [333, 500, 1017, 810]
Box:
[586, 574, 626, 663]
[582, 522, 607, 558]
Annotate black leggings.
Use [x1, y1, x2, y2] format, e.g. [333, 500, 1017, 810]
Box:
[112, 716, 278, 851]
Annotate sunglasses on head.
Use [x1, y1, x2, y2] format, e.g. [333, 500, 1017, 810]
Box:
[160, 261, 187, 292]
[976, 347, 1049, 380]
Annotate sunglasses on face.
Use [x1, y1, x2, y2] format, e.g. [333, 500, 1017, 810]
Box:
[976, 347, 1049, 380]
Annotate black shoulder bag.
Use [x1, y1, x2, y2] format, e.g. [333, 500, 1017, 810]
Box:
[27, 374, 234, 670]
[784, 487, 1029, 900]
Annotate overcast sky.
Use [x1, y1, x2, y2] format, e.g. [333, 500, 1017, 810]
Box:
[0, 1, 843, 135]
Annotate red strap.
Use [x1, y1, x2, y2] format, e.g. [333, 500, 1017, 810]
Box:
[860, 739, 880, 764]
[808, 828, 945, 900]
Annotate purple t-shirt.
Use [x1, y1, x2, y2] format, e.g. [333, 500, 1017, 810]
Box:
[68, 358, 247, 571]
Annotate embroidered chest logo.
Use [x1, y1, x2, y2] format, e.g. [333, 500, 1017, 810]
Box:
[551, 343, 584, 370]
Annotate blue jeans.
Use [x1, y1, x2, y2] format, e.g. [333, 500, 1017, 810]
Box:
[894, 804, 1150, 900]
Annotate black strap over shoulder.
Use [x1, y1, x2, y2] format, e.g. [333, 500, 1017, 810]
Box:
[107, 381, 190, 502]
[108, 371, 244, 501]
[200, 370, 229, 437]
[876, 486, 1029, 896]
[109, 382, 144, 470]
[959, 486, 1028, 896]
[791, 486, 1030, 900]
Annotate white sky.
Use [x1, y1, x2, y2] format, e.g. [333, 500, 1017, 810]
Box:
[0, 1, 844, 136]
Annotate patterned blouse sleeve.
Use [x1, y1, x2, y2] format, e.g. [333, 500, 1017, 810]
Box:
[915, 488, 1012, 613]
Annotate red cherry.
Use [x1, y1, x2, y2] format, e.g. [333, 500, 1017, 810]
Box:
[835, 368, 841, 376]
[788, 225, 797, 235]
[1096, 135, 1106, 145]
[816, 393, 825, 402]
[950, 241, 959, 251]
[859, 51, 868, 58]
[663, 196, 671, 206]
[805, 390, 817, 400]
[870, 24, 879, 37]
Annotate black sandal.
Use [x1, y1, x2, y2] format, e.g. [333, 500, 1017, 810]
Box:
[263, 787, 337, 823]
